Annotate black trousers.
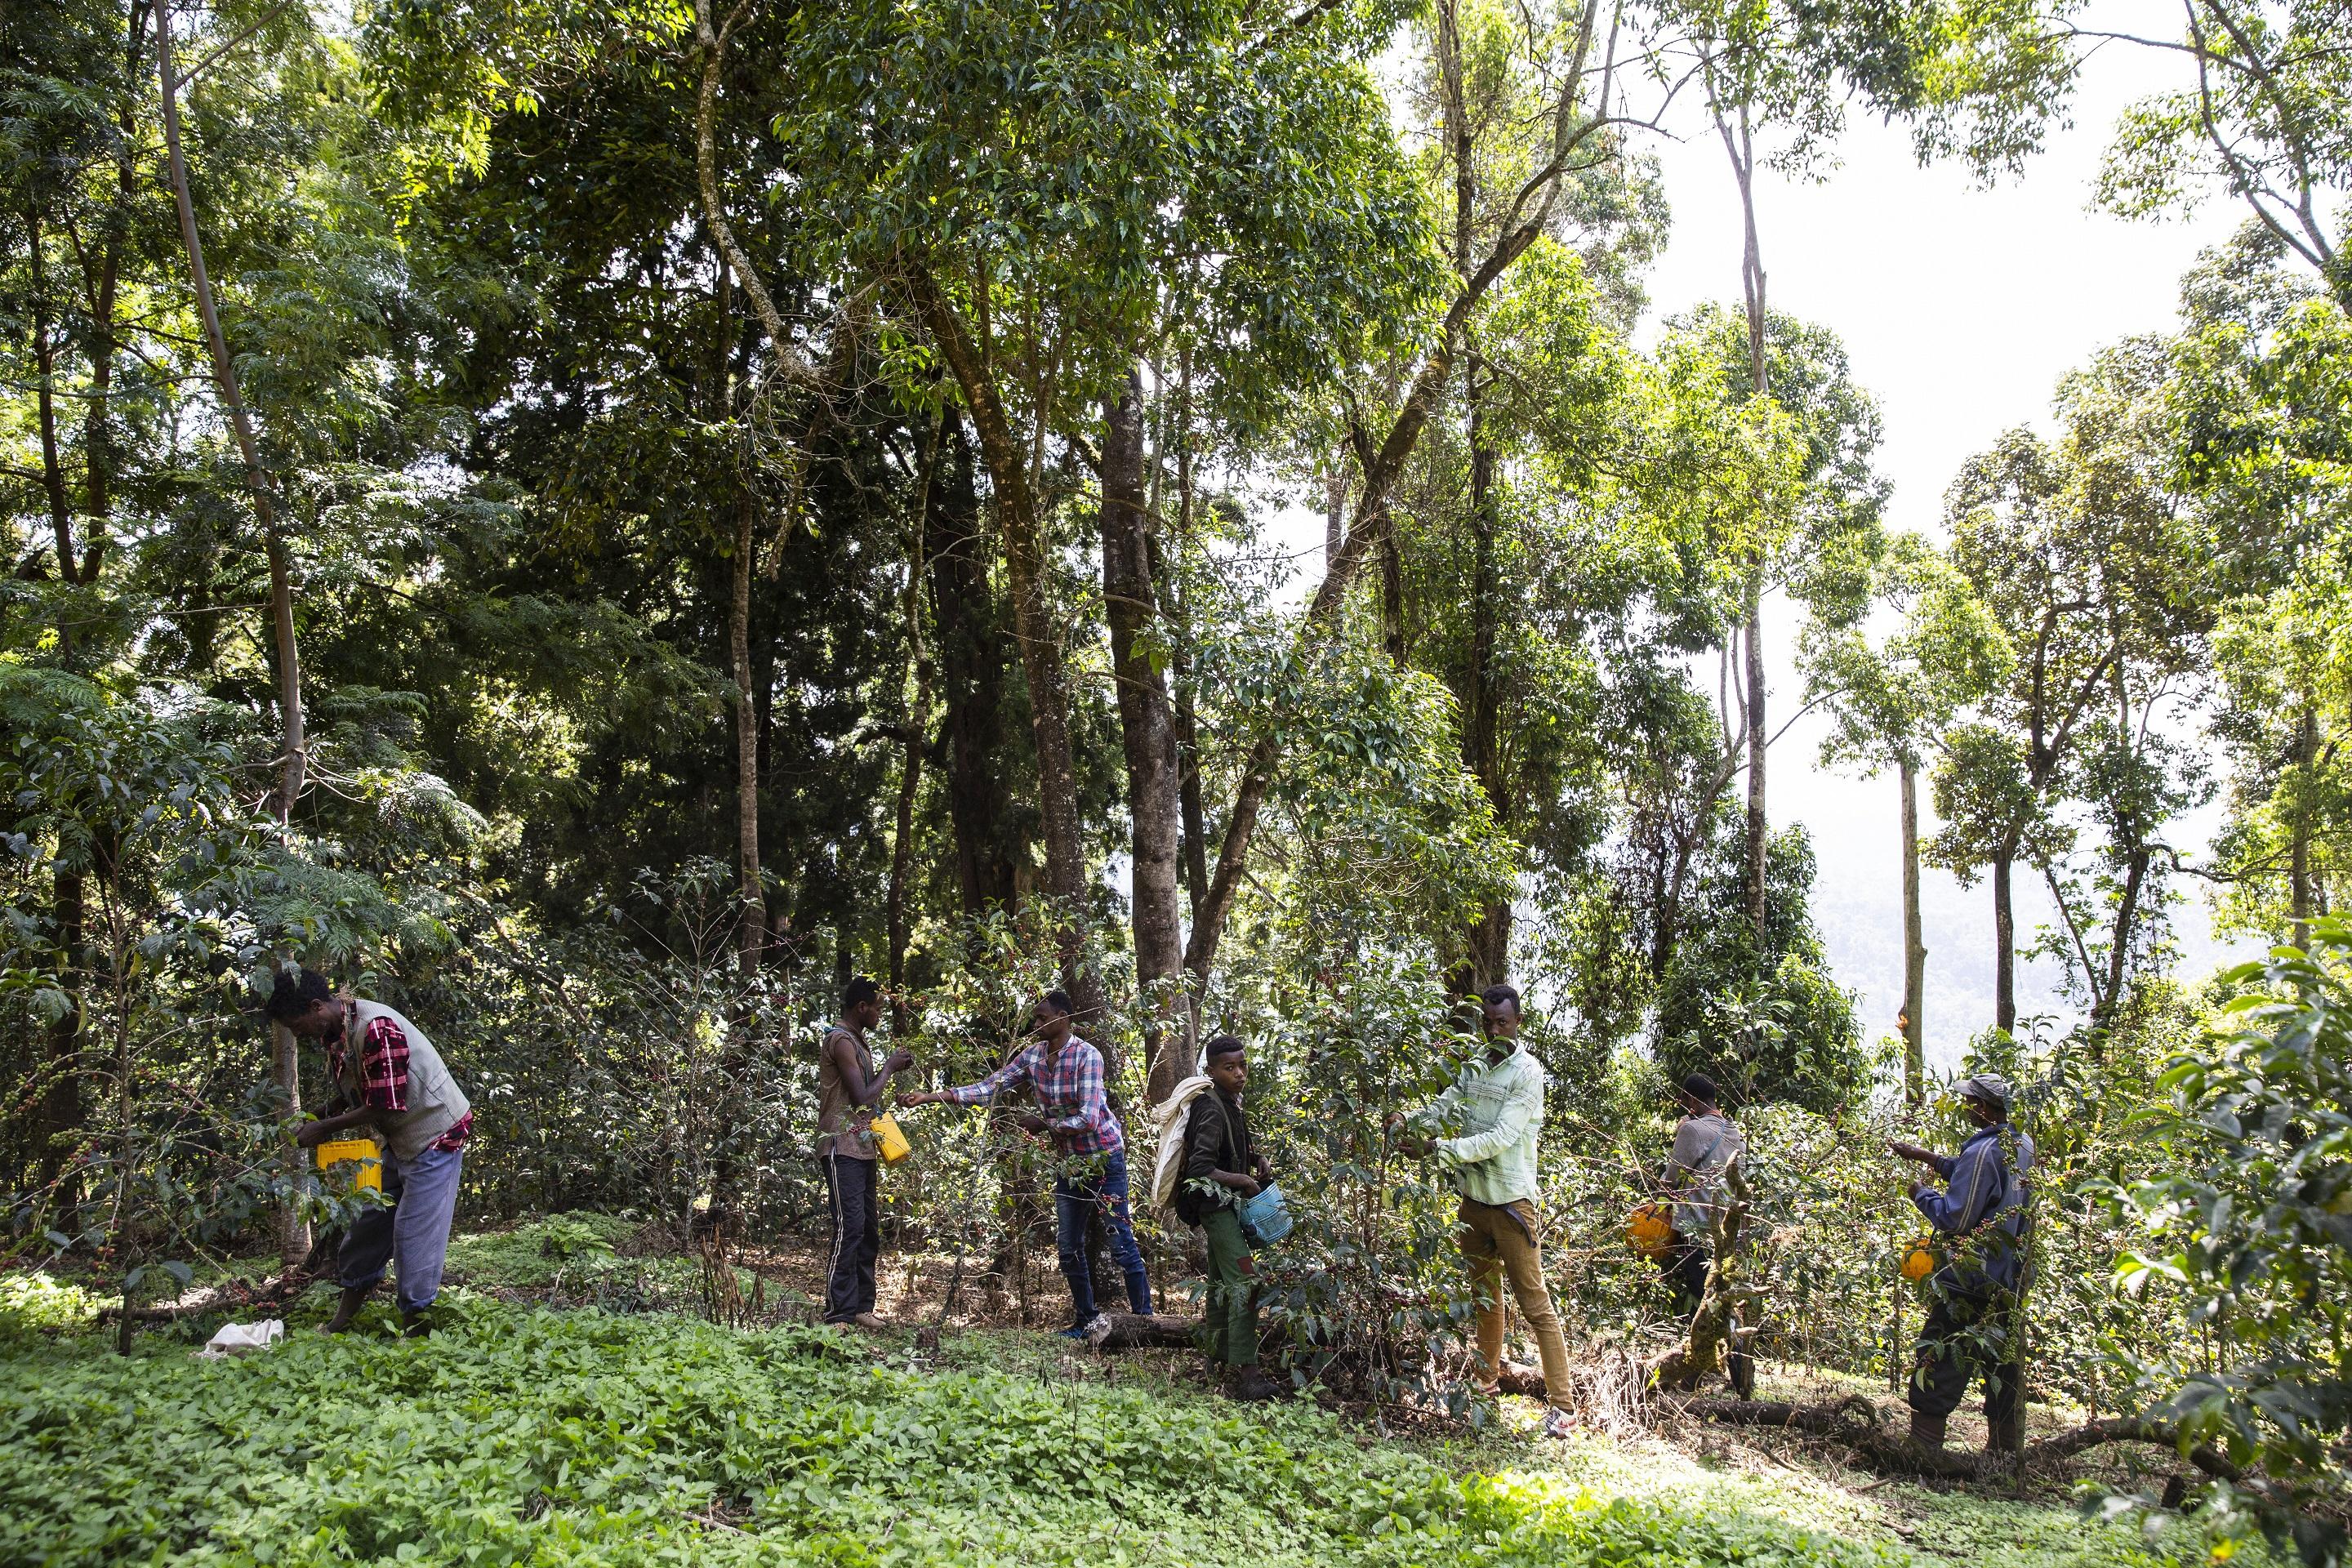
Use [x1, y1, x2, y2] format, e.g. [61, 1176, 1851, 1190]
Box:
[1908, 1292, 2024, 1422]
[822, 1152, 880, 1323]
[1659, 1241, 1710, 1314]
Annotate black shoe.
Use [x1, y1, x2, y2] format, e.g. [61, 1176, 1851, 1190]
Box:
[324, 1283, 375, 1334]
[1228, 1369, 1283, 1401]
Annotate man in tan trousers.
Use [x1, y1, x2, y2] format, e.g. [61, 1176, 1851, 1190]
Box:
[1392, 983, 1575, 1437]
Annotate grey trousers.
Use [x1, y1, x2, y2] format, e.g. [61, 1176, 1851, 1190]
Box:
[339, 1143, 465, 1312]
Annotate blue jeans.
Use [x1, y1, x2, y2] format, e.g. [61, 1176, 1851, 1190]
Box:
[339, 1143, 465, 1313]
[1054, 1147, 1152, 1326]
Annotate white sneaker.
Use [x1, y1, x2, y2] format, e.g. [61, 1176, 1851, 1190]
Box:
[1542, 1408, 1579, 1440]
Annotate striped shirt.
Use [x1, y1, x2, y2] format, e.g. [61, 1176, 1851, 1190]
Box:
[943, 1037, 1123, 1156]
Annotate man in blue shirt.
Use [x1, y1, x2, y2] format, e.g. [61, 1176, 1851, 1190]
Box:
[1888, 1072, 2034, 1453]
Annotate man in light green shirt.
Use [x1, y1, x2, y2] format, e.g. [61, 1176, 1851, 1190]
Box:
[1391, 983, 1575, 1436]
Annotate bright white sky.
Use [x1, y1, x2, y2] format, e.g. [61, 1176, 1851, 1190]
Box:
[1239, 4, 2271, 1069]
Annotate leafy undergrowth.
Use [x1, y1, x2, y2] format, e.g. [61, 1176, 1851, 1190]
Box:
[444, 1212, 779, 1317]
[0, 1294, 2212, 1568]
[0, 1273, 113, 1344]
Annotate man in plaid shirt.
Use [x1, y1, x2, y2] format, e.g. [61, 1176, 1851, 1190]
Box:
[270, 967, 473, 1336]
[902, 989, 1152, 1334]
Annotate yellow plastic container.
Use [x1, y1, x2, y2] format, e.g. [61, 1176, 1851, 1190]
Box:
[1900, 1237, 1937, 1281]
[1627, 1202, 1676, 1259]
[315, 1136, 383, 1194]
[868, 1112, 912, 1165]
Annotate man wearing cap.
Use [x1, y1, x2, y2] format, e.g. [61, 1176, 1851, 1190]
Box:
[1887, 1072, 2034, 1453]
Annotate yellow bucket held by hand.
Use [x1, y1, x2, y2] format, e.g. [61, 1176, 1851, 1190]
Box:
[868, 1112, 912, 1165]
[1900, 1237, 1937, 1281]
[315, 1137, 383, 1195]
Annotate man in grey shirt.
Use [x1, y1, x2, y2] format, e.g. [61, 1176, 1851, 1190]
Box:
[1659, 1072, 1753, 1398]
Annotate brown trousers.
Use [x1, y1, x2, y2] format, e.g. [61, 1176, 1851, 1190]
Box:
[1459, 1197, 1572, 1411]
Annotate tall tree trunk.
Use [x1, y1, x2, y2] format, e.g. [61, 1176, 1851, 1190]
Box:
[158, 7, 307, 1266]
[902, 266, 1099, 1020]
[1992, 849, 2017, 1036]
[1178, 221, 1550, 988]
[1717, 100, 1771, 941]
[2096, 849, 2147, 1034]
[1463, 352, 1509, 988]
[927, 421, 1020, 915]
[2291, 699, 2316, 950]
[29, 219, 76, 610]
[1099, 371, 1185, 1100]
[2091, 666, 2146, 1042]
[1743, 582, 1766, 938]
[1379, 502, 1405, 665]
[78, 0, 142, 591]
[1900, 757, 1925, 1106]
[888, 414, 947, 1033]
[29, 221, 88, 1195]
[1324, 461, 1346, 568]
[41, 870, 84, 1196]
[1169, 354, 1210, 930]
[730, 492, 764, 969]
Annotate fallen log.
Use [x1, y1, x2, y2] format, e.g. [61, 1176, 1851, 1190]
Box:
[1677, 1396, 2245, 1484]
[97, 1263, 323, 1325]
[1082, 1312, 1199, 1350]
[1495, 1362, 1548, 1399]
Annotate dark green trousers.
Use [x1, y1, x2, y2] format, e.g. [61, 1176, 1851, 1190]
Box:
[1200, 1209, 1260, 1367]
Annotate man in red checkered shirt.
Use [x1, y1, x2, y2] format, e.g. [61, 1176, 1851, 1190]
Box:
[901, 989, 1152, 1334]
[269, 968, 472, 1336]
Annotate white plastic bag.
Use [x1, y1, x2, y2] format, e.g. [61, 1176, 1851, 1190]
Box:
[195, 1319, 283, 1359]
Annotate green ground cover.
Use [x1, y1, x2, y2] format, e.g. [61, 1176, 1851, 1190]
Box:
[0, 1276, 2205, 1568]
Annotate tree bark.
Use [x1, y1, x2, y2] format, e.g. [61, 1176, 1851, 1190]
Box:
[1169, 354, 1211, 931]
[1379, 502, 1405, 665]
[1900, 757, 1925, 1105]
[1716, 100, 1771, 940]
[1675, 1401, 2244, 1485]
[889, 412, 947, 1030]
[159, 15, 304, 823]
[158, 4, 307, 1266]
[692, 0, 807, 390]
[927, 421, 1021, 915]
[1649, 1157, 1762, 1392]
[1323, 461, 1345, 569]
[1463, 354, 1509, 988]
[901, 265, 1099, 1018]
[730, 491, 764, 969]
[29, 218, 76, 609]
[1992, 849, 2016, 1036]
[41, 869, 84, 1195]
[2291, 700, 2316, 950]
[1098, 370, 1185, 1100]
[1744, 581, 1767, 938]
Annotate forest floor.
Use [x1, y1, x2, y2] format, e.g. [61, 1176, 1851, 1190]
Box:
[0, 1213, 2232, 1568]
